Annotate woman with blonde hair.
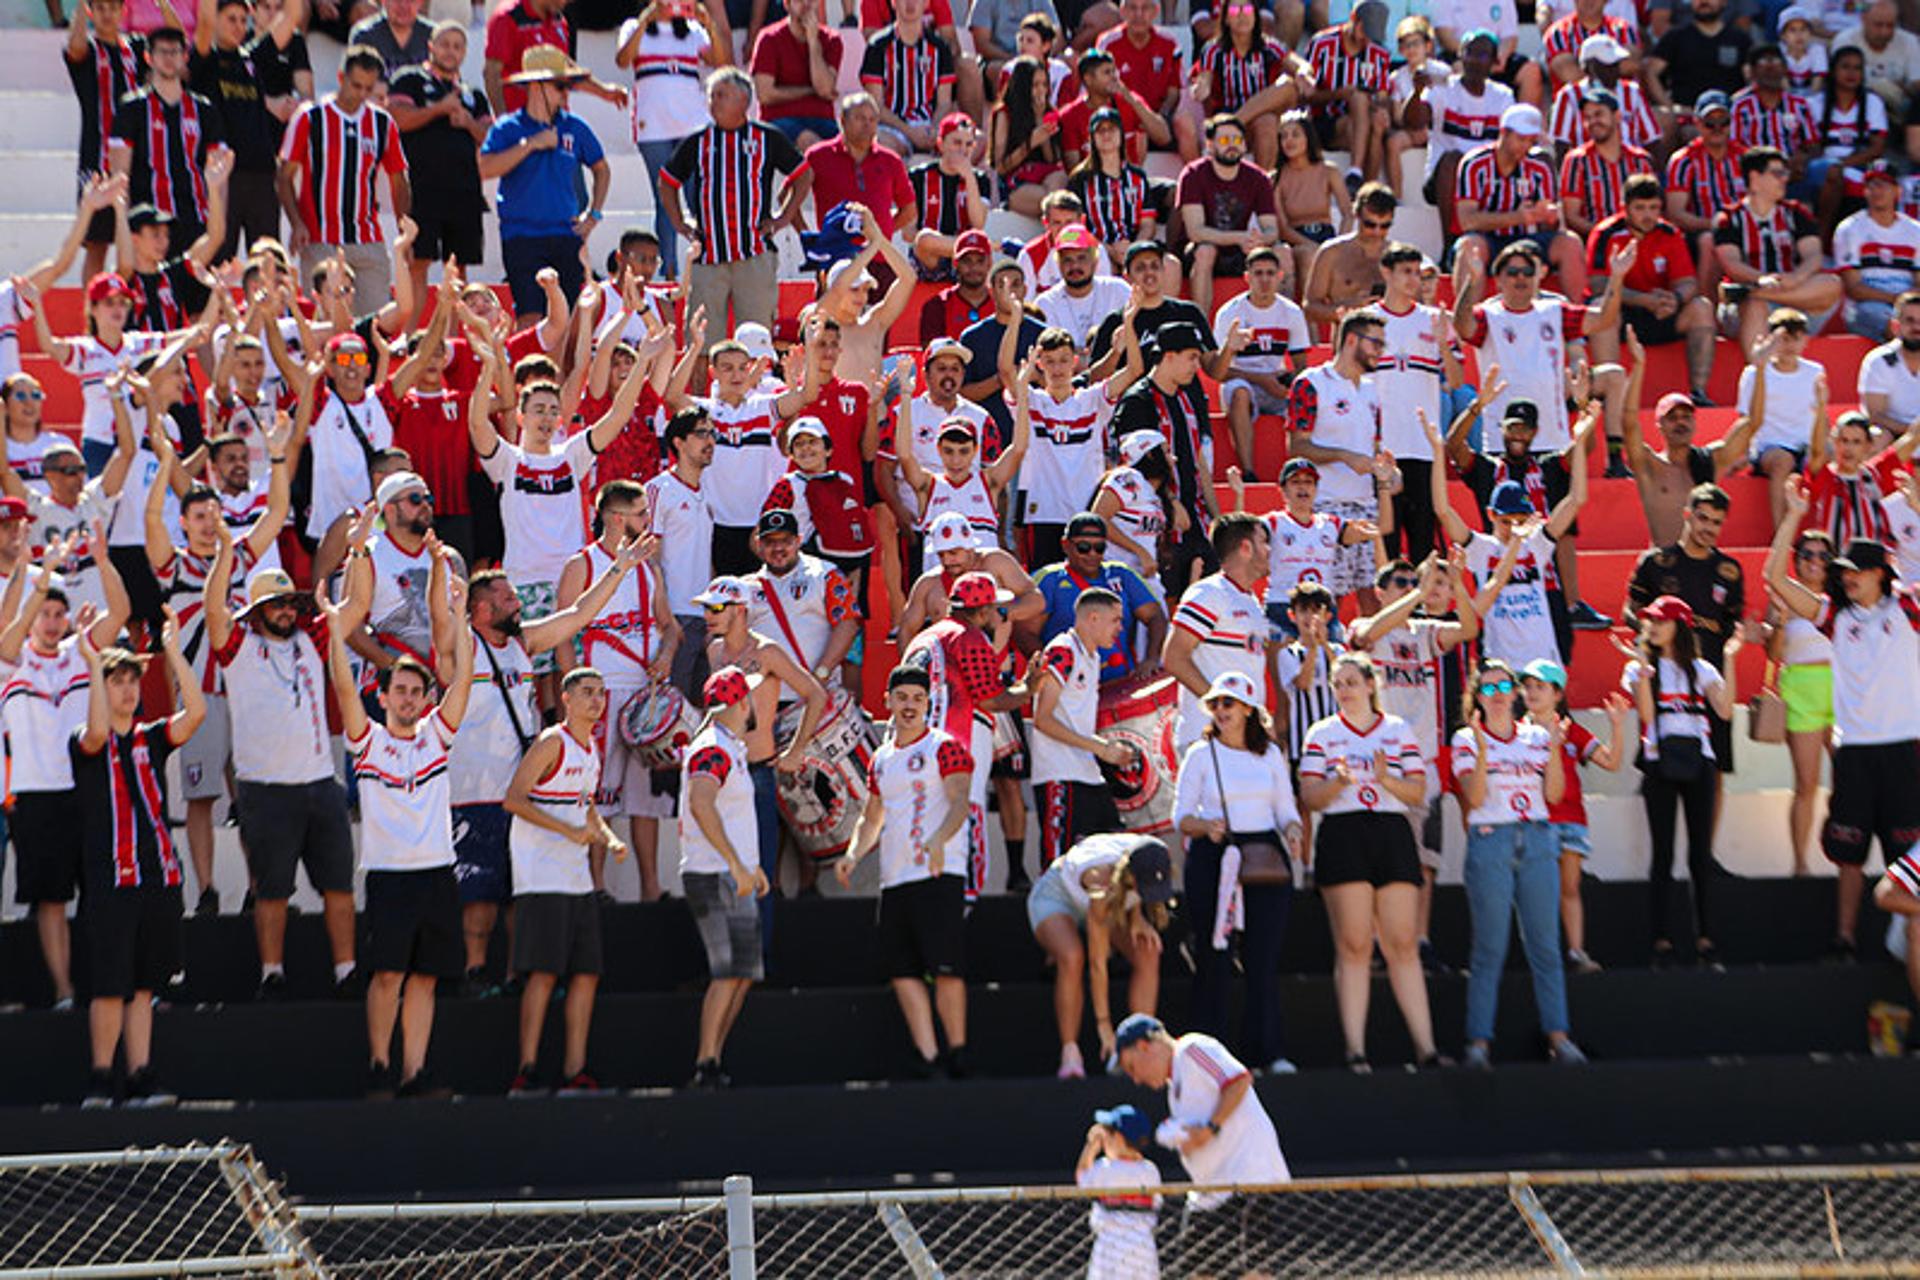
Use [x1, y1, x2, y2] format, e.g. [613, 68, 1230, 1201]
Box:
[1027, 833, 1177, 1078]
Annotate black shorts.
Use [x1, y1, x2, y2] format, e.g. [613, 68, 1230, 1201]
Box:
[1184, 241, 1248, 277]
[364, 866, 465, 979]
[237, 778, 356, 899]
[511, 892, 605, 977]
[1710, 712, 1734, 775]
[83, 884, 183, 1000]
[410, 206, 486, 266]
[877, 875, 966, 979]
[1487, 52, 1534, 91]
[711, 523, 758, 578]
[1037, 779, 1122, 867]
[453, 803, 512, 904]
[1623, 304, 1682, 346]
[1313, 811, 1423, 888]
[12, 790, 81, 904]
[1823, 740, 1920, 867]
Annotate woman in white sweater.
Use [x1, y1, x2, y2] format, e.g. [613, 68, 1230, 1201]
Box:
[1173, 671, 1305, 1075]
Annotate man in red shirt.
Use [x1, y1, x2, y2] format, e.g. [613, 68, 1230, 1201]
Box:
[1097, 0, 1196, 159]
[481, 0, 625, 115]
[919, 228, 994, 343]
[750, 0, 844, 149]
[805, 93, 917, 243]
[1588, 172, 1716, 408]
[379, 281, 480, 563]
[1057, 46, 1168, 168]
[788, 314, 873, 480]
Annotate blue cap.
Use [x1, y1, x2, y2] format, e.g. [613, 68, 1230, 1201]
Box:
[1695, 90, 1733, 120]
[1094, 1104, 1155, 1147]
[1522, 658, 1567, 688]
[1113, 1013, 1165, 1052]
[1488, 481, 1534, 517]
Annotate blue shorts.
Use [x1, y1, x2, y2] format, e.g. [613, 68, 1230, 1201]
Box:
[1025, 862, 1084, 932]
[453, 803, 512, 904]
[1751, 443, 1807, 473]
[500, 233, 586, 321]
[1552, 821, 1592, 859]
[766, 116, 837, 145]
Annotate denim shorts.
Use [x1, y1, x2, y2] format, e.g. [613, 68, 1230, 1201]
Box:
[1552, 821, 1592, 859]
[1026, 863, 1084, 932]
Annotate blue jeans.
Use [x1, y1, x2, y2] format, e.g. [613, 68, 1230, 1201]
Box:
[637, 138, 683, 279]
[1848, 298, 1896, 342]
[1463, 821, 1568, 1043]
[1185, 836, 1294, 1067]
[767, 115, 837, 146]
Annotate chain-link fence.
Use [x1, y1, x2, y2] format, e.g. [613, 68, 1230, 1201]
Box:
[11, 1147, 1920, 1277]
[0, 1142, 319, 1277]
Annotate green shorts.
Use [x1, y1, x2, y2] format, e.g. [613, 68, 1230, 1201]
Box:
[1780, 663, 1833, 734]
[516, 581, 558, 675]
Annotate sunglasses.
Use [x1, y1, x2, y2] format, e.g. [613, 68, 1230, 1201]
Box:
[10, 389, 43, 402]
[333, 352, 370, 368]
[1359, 216, 1394, 230]
[703, 602, 731, 614]
[1798, 548, 1833, 562]
[1502, 266, 1537, 279]
[44, 464, 85, 476]
[399, 493, 433, 508]
[1479, 678, 1516, 695]
[1071, 540, 1106, 554]
[1388, 575, 1420, 589]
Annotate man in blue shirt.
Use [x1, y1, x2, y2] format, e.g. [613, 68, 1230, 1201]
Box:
[477, 45, 609, 327]
[1022, 512, 1168, 684]
[959, 258, 1046, 442]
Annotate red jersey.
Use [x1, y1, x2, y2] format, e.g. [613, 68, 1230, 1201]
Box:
[918, 284, 993, 345]
[1587, 214, 1695, 291]
[902, 617, 1002, 743]
[1546, 718, 1600, 825]
[795, 376, 869, 474]
[1097, 26, 1181, 112]
[381, 384, 474, 516]
[581, 381, 664, 493]
[1057, 92, 1144, 163]
[484, 0, 572, 113]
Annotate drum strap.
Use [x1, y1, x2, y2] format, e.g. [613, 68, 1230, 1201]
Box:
[479, 634, 533, 754]
[757, 573, 810, 667]
[581, 556, 656, 671]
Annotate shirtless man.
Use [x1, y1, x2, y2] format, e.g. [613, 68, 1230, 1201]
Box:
[900, 510, 1046, 889]
[1618, 328, 1759, 545]
[699, 574, 829, 917]
[806, 208, 918, 387]
[1302, 183, 1397, 331]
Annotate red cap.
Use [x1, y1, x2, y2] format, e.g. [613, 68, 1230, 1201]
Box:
[0, 496, 27, 521]
[1865, 160, 1900, 186]
[937, 111, 974, 141]
[1053, 224, 1098, 251]
[326, 332, 369, 355]
[86, 273, 134, 305]
[951, 571, 1014, 610]
[1655, 392, 1693, 420]
[1642, 595, 1695, 625]
[703, 665, 751, 709]
[953, 229, 992, 259]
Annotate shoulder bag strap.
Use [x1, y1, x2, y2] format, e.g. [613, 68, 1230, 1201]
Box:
[1207, 737, 1234, 834]
[478, 633, 534, 753]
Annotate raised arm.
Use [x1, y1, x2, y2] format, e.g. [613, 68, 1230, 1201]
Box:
[1765, 476, 1822, 619]
[436, 574, 476, 731]
[467, 343, 504, 457]
[1419, 407, 1471, 545]
[1543, 406, 1598, 540]
[159, 608, 207, 746]
[986, 349, 1036, 493]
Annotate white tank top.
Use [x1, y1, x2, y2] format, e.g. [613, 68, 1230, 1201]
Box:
[749, 556, 838, 697]
[870, 726, 971, 888]
[576, 542, 660, 685]
[920, 471, 998, 570]
[1029, 629, 1103, 786]
[449, 630, 537, 806]
[510, 726, 601, 895]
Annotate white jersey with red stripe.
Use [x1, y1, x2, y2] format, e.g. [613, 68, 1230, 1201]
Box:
[1287, 364, 1381, 503]
[1261, 509, 1344, 604]
[1375, 302, 1447, 462]
[7, 432, 58, 495]
[25, 484, 113, 617]
[219, 482, 282, 575]
[1549, 76, 1659, 148]
[1833, 209, 1920, 300]
[698, 392, 787, 528]
[1815, 591, 1920, 747]
[1170, 573, 1269, 749]
[1096, 465, 1166, 575]
[1297, 711, 1426, 816]
[1370, 617, 1449, 765]
[1466, 528, 1559, 669]
[886, 395, 992, 519]
[511, 725, 601, 894]
[1423, 76, 1514, 179]
[576, 541, 663, 685]
[216, 615, 335, 785]
[643, 468, 713, 615]
[1466, 294, 1585, 452]
[1029, 628, 1104, 786]
[677, 719, 757, 876]
[349, 709, 457, 872]
[450, 631, 537, 806]
[920, 470, 998, 569]
[1211, 292, 1310, 377]
[62, 332, 169, 445]
[480, 433, 596, 586]
[1449, 721, 1552, 826]
[869, 725, 972, 887]
[1022, 383, 1113, 523]
[750, 554, 855, 694]
[1167, 1032, 1290, 1188]
[157, 540, 257, 694]
[0, 636, 90, 793]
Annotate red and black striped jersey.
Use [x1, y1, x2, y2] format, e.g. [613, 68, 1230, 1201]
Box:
[1730, 87, 1817, 153]
[1542, 13, 1637, 70]
[71, 719, 180, 891]
[1558, 141, 1655, 224]
[1713, 197, 1818, 275]
[1069, 164, 1158, 245]
[1199, 38, 1287, 116]
[1665, 138, 1745, 218]
[279, 98, 407, 246]
[859, 24, 954, 126]
[907, 159, 987, 236]
[67, 34, 145, 176]
[661, 122, 808, 266]
[1455, 143, 1557, 219]
[109, 88, 224, 227]
[1305, 28, 1388, 118]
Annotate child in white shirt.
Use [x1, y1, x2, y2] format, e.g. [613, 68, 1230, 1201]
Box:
[1075, 1104, 1163, 1280]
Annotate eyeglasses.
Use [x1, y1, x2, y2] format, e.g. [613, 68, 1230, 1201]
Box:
[1071, 540, 1106, 554]
[1479, 678, 1515, 695]
[1357, 333, 1386, 347]
[333, 352, 370, 368]
[690, 427, 717, 439]
[44, 464, 84, 476]
[1765, 166, 1790, 181]
[10, 389, 43, 402]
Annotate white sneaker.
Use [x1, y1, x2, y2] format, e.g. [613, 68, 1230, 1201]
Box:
[1265, 1057, 1298, 1075]
[1057, 1043, 1086, 1080]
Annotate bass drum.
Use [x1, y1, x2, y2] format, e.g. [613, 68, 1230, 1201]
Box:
[1096, 674, 1180, 834]
[618, 682, 699, 770]
[772, 688, 882, 859]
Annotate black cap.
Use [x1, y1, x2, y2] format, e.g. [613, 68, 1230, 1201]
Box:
[1065, 511, 1106, 539]
[1087, 105, 1124, 133]
[1076, 45, 1114, 74]
[1835, 539, 1893, 576]
[757, 508, 802, 538]
[1123, 240, 1163, 267]
[1501, 398, 1540, 428]
[1156, 322, 1206, 354]
[126, 204, 173, 231]
[1126, 837, 1175, 905]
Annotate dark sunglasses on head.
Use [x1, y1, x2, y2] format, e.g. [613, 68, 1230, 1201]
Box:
[1071, 540, 1106, 554]
[11, 389, 43, 402]
[1479, 677, 1516, 695]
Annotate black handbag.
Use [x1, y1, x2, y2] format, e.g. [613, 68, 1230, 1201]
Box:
[1636, 659, 1709, 783]
[1207, 739, 1292, 887]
